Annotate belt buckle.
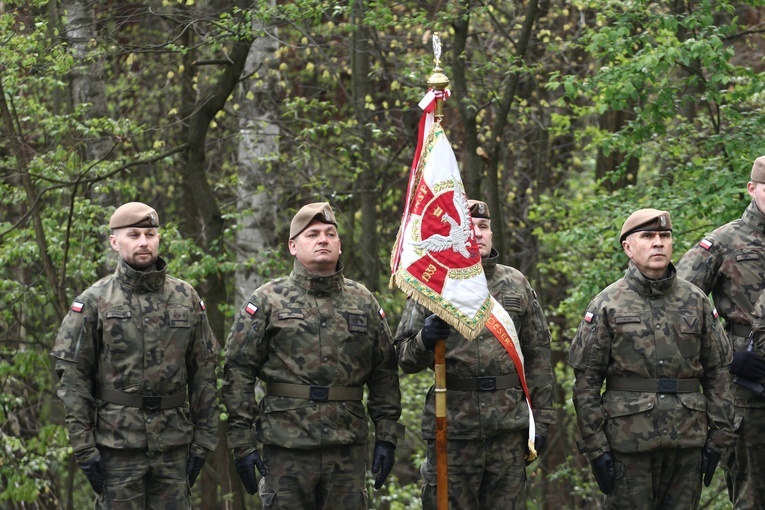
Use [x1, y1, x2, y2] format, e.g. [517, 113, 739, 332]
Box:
[477, 376, 497, 392]
[142, 395, 162, 410]
[309, 385, 330, 401]
[656, 378, 677, 394]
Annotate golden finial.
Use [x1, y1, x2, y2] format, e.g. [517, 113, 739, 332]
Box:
[427, 32, 450, 121]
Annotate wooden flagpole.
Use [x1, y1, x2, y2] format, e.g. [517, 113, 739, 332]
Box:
[428, 33, 450, 510]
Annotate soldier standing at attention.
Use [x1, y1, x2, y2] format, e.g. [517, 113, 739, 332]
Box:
[395, 199, 557, 510]
[676, 156, 765, 508]
[569, 209, 737, 508]
[51, 202, 220, 509]
[222, 202, 403, 509]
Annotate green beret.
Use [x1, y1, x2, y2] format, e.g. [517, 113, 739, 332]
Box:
[468, 199, 490, 219]
[751, 156, 765, 184]
[289, 202, 337, 239]
[620, 208, 672, 243]
[109, 202, 160, 229]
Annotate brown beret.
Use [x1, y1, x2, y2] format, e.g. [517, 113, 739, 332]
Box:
[751, 156, 765, 183]
[468, 199, 490, 219]
[619, 208, 672, 243]
[109, 202, 159, 229]
[289, 202, 337, 239]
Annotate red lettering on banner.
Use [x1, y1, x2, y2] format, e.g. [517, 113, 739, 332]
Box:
[485, 313, 532, 404]
[407, 256, 446, 294]
[412, 182, 434, 216]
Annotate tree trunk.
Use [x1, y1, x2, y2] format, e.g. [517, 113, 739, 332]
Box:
[176, 4, 253, 508]
[61, 0, 111, 161]
[595, 109, 639, 191]
[451, 4, 483, 200]
[350, 0, 380, 291]
[484, 0, 541, 262]
[235, 3, 280, 304]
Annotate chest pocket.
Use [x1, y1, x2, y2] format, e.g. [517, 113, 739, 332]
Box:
[102, 307, 133, 348]
[168, 308, 191, 328]
[500, 294, 522, 312]
[675, 313, 703, 359]
[610, 312, 654, 365]
[271, 308, 310, 338]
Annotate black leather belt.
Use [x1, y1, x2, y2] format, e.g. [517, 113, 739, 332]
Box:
[266, 382, 363, 401]
[446, 374, 520, 392]
[96, 387, 186, 410]
[606, 377, 700, 393]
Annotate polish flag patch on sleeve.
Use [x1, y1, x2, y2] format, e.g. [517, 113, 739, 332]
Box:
[379, 308, 386, 320]
[699, 238, 713, 250]
[71, 301, 84, 313]
[199, 300, 206, 311]
[712, 308, 719, 319]
[584, 311, 594, 323]
[245, 302, 258, 316]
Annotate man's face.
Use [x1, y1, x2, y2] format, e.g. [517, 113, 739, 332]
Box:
[748, 181, 765, 213]
[471, 217, 493, 258]
[109, 227, 160, 270]
[622, 230, 672, 279]
[289, 220, 341, 275]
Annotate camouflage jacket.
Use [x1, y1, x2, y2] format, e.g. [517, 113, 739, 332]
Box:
[222, 260, 402, 454]
[751, 292, 765, 357]
[568, 262, 736, 460]
[395, 250, 556, 441]
[676, 200, 765, 406]
[51, 257, 220, 462]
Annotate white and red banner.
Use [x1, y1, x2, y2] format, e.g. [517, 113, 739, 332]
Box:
[390, 89, 537, 457]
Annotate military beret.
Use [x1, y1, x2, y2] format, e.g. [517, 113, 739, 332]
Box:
[289, 202, 337, 239]
[751, 156, 765, 184]
[468, 199, 490, 219]
[619, 208, 672, 243]
[109, 202, 160, 229]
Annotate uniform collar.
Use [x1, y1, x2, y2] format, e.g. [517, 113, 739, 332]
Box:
[625, 260, 676, 297]
[743, 200, 765, 233]
[114, 256, 167, 293]
[291, 259, 344, 295]
[482, 248, 499, 278]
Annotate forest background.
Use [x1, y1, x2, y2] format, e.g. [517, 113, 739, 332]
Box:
[2, 0, 764, 508]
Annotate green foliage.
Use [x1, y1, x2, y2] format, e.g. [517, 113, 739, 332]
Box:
[3, 0, 765, 507]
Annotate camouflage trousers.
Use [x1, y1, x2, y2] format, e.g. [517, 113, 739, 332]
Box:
[420, 431, 527, 510]
[606, 449, 702, 510]
[95, 445, 189, 510]
[723, 405, 765, 509]
[259, 443, 368, 509]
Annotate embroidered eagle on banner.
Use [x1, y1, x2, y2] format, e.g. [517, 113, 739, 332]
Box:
[413, 188, 473, 259]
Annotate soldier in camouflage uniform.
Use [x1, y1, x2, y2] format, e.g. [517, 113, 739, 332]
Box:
[676, 156, 765, 509]
[395, 199, 556, 510]
[222, 202, 403, 509]
[569, 208, 737, 509]
[51, 202, 220, 510]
